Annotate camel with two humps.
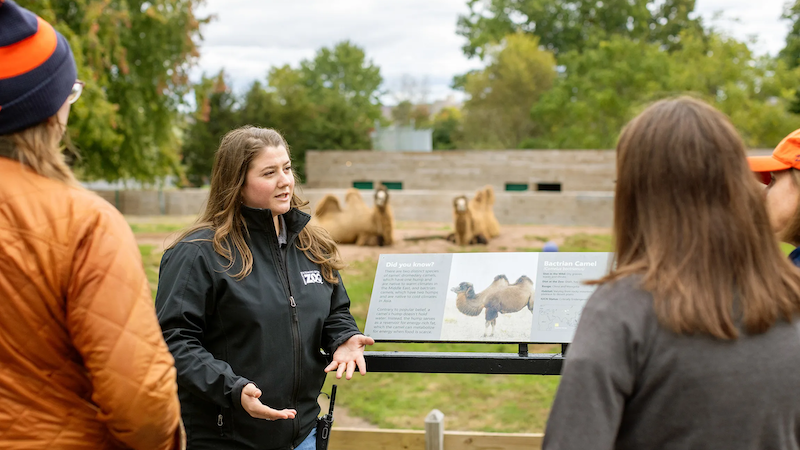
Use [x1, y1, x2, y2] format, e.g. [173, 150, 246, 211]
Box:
[448, 185, 500, 246]
[311, 185, 394, 246]
[451, 275, 534, 337]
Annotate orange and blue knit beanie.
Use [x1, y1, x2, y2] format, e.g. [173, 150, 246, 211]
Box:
[0, 0, 77, 135]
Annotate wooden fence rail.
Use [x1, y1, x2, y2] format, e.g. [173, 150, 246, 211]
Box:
[329, 428, 544, 450]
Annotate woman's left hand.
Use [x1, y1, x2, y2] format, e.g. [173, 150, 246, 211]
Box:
[325, 335, 375, 380]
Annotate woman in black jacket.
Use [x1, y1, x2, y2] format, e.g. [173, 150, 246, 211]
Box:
[155, 126, 374, 449]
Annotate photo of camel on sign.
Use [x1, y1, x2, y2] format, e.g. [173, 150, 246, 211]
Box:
[364, 252, 611, 344]
[440, 253, 538, 342]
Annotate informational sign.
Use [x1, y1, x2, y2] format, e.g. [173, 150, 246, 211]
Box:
[364, 252, 612, 343]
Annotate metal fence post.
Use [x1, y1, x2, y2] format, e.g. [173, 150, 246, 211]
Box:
[425, 409, 444, 450]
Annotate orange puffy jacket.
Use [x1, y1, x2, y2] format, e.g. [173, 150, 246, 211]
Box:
[0, 158, 183, 449]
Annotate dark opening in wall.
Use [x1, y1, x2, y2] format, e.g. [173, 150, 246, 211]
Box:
[381, 182, 403, 190]
[505, 183, 529, 192]
[352, 181, 374, 190]
[537, 183, 562, 192]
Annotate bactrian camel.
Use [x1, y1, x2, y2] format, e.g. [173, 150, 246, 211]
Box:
[451, 195, 487, 246]
[469, 185, 501, 240]
[451, 275, 534, 336]
[311, 185, 394, 246]
[481, 185, 501, 238]
[448, 185, 499, 246]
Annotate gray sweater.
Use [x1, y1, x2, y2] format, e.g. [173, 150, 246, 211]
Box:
[544, 277, 800, 450]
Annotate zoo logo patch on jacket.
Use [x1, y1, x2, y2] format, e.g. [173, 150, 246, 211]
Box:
[300, 270, 323, 285]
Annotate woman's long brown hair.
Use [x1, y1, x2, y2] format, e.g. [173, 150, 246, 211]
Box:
[170, 126, 344, 282]
[592, 96, 800, 339]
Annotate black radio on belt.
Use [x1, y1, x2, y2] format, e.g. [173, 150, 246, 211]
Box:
[316, 384, 336, 450]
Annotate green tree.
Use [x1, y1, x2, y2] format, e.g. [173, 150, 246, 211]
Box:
[458, 33, 556, 149]
[456, 0, 702, 58]
[390, 101, 430, 128]
[238, 81, 280, 128]
[268, 41, 383, 178]
[391, 101, 414, 126]
[432, 107, 463, 150]
[527, 36, 672, 149]
[410, 104, 432, 129]
[780, 0, 800, 113]
[19, 0, 207, 183]
[181, 72, 237, 186]
[528, 31, 800, 149]
[296, 41, 384, 149]
[782, 0, 800, 67]
[300, 41, 383, 119]
[179, 41, 384, 182]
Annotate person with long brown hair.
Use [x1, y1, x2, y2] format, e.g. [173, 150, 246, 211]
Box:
[0, 1, 183, 449]
[543, 97, 800, 449]
[155, 126, 373, 449]
[748, 129, 800, 266]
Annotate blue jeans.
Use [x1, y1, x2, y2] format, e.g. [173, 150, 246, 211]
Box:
[296, 427, 317, 450]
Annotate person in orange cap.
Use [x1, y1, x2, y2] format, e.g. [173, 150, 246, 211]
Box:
[0, 1, 184, 448]
[748, 129, 800, 266]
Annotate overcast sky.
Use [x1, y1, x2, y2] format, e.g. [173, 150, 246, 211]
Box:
[194, 0, 794, 105]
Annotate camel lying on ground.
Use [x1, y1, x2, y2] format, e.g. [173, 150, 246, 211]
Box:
[311, 185, 394, 246]
[451, 275, 534, 337]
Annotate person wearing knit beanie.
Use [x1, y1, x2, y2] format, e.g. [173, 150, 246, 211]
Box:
[0, 0, 80, 135]
[0, 3, 186, 449]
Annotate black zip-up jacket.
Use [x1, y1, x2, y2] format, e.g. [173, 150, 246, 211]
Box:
[155, 207, 361, 449]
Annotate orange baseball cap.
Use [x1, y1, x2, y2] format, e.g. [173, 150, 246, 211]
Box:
[748, 129, 800, 184]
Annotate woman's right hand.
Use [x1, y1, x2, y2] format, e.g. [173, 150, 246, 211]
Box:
[240, 383, 297, 420]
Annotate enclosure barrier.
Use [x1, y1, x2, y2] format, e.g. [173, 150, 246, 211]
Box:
[91, 188, 615, 227]
[329, 409, 544, 450]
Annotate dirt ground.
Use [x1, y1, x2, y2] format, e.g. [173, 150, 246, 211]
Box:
[134, 220, 609, 428]
[333, 221, 611, 263]
[135, 221, 611, 261]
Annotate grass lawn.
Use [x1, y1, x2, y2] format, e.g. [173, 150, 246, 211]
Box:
[134, 228, 793, 433]
[138, 244, 161, 297]
[324, 258, 562, 432]
[126, 215, 196, 234]
[135, 239, 568, 432]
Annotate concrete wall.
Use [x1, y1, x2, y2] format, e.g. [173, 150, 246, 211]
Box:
[305, 150, 618, 192]
[94, 187, 614, 227]
[305, 149, 774, 193]
[299, 188, 614, 227]
[92, 189, 208, 216]
[98, 148, 771, 227]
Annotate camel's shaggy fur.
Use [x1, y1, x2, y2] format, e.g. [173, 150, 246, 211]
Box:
[451, 275, 534, 336]
[448, 189, 496, 246]
[468, 189, 491, 242]
[452, 195, 480, 246]
[450, 185, 501, 246]
[311, 186, 395, 246]
[481, 185, 501, 238]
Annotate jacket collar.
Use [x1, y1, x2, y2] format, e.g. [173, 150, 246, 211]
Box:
[240, 205, 311, 243]
[0, 137, 16, 159]
[789, 246, 800, 268]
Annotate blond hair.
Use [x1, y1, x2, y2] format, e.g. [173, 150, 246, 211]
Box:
[0, 117, 77, 185]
